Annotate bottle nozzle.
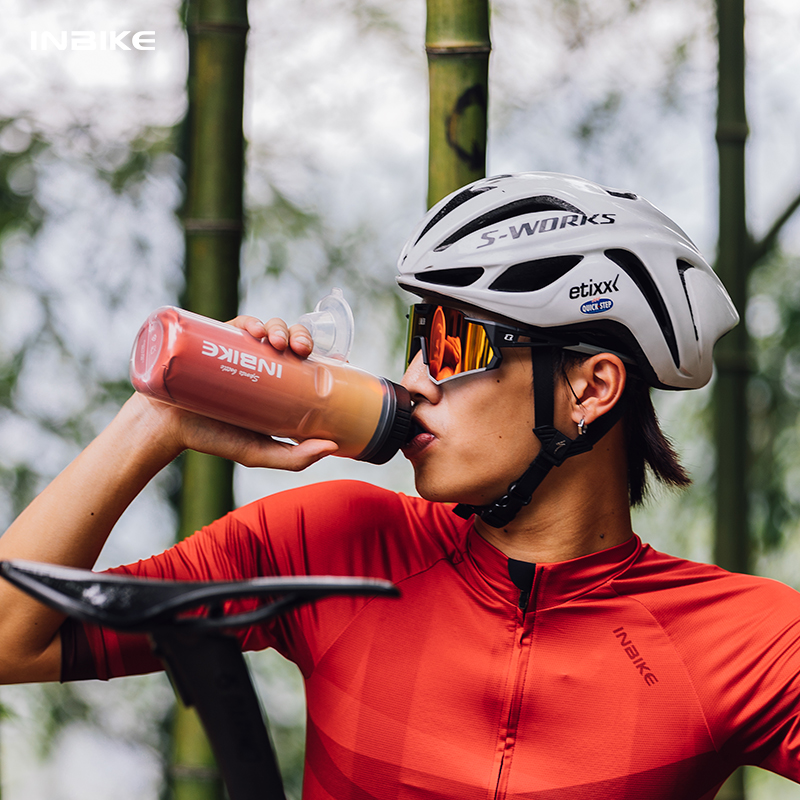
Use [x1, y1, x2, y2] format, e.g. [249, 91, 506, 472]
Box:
[297, 287, 355, 361]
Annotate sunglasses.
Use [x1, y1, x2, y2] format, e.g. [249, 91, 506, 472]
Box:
[405, 303, 572, 384]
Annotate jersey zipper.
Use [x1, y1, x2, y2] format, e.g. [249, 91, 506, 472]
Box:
[493, 565, 539, 800]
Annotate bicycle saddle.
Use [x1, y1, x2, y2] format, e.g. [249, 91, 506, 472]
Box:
[0, 559, 399, 632]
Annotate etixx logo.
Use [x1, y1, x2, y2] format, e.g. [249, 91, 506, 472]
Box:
[571, 274, 620, 316]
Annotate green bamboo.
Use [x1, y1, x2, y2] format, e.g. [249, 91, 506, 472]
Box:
[172, 1, 249, 798]
[713, 0, 749, 796]
[713, 0, 749, 581]
[426, 0, 490, 207]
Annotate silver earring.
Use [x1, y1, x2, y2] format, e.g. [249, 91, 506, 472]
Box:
[578, 418, 587, 436]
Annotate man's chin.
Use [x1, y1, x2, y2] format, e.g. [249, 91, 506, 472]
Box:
[414, 476, 498, 508]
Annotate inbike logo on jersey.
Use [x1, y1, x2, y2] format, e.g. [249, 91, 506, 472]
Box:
[476, 212, 616, 249]
[612, 627, 659, 686]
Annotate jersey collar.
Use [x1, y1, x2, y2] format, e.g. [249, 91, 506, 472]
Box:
[465, 527, 642, 610]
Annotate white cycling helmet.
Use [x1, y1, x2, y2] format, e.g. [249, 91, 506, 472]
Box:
[397, 172, 738, 390]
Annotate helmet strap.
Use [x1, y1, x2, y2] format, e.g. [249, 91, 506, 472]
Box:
[453, 347, 627, 528]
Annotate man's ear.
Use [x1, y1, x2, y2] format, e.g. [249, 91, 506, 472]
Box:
[563, 354, 627, 428]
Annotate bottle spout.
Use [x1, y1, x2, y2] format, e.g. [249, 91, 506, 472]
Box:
[297, 287, 355, 361]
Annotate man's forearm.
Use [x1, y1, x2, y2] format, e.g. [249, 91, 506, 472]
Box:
[0, 393, 180, 683]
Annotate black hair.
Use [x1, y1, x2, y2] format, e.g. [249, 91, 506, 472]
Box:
[554, 350, 691, 507]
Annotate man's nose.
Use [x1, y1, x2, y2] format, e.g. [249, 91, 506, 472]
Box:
[401, 352, 442, 404]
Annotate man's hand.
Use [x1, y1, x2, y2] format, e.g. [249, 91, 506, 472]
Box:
[239, 315, 314, 358]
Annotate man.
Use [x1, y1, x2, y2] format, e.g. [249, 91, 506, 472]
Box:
[2, 173, 799, 799]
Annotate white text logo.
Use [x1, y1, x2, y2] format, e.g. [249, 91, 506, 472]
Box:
[201, 340, 283, 381]
[30, 31, 156, 51]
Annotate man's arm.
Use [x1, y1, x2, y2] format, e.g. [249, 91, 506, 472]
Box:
[0, 317, 337, 684]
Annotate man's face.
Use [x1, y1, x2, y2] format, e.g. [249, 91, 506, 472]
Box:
[400, 344, 540, 507]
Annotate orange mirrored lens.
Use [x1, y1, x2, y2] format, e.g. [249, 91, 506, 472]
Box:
[407, 305, 495, 382]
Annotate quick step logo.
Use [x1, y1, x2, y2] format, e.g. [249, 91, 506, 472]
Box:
[580, 298, 613, 315]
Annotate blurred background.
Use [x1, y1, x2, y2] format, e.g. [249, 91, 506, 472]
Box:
[1, 0, 800, 797]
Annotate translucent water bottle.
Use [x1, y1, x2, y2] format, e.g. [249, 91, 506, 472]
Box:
[129, 291, 411, 464]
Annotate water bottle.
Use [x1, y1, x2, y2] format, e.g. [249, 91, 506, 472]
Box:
[129, 291, 411, 464]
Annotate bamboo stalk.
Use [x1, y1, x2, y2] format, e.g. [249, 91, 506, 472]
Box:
[173, 1, 249, 797]
[426, 0, 490, 207]
[713, 0, 749, 577]
[713, 1, 748, 795]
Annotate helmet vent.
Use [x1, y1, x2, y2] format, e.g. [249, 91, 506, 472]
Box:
[415, 267, 485, 287]
[488, 255, 584, 293]
[677, 260, 699, 341]
[604, 249, 680, 367]
[605, 190, 638, 200]
[414, 185, 497, 245]
[433, 196, 584, 252]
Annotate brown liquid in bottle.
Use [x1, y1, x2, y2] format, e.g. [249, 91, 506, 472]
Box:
[130, 307, 410, 463]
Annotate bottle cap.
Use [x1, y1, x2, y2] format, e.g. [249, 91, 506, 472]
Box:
[297, 288, 355, 361]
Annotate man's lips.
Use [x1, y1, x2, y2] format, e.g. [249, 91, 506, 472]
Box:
[402, 418, 436, 457]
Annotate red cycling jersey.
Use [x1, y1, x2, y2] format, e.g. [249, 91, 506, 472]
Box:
[62, 480, 800, 799]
